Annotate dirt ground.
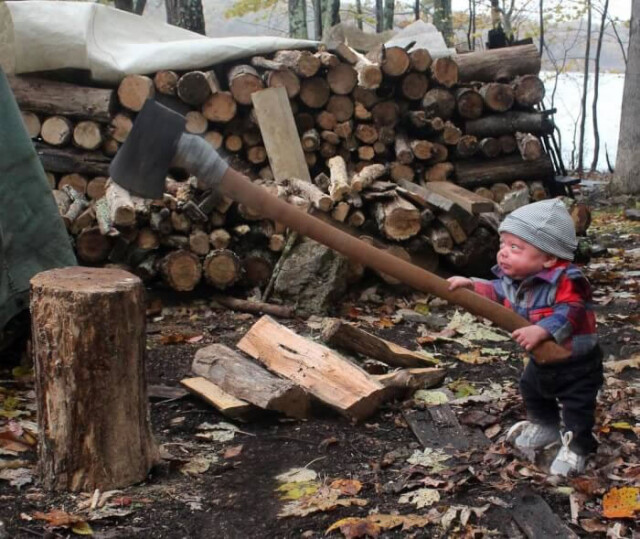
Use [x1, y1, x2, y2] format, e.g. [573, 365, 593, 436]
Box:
[1, 200, 639, 538]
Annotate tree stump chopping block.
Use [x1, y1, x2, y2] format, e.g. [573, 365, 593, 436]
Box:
[30, 267, 158, 492]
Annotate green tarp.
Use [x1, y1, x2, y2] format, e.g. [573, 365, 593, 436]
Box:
[0, 67, 76, 332]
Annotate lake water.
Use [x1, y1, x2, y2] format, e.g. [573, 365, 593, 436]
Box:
[541, 71, 625, 172]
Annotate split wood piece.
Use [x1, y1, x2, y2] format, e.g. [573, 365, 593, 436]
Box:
[351, 164, 386, 192]
[189, 229, 210, 256]
[479, 82, 514, 113]
[160, 250, 202, 291]
[149, 209, 171, 235]
[373, 45, 411, 77]
[498, 133, 518, 154]
[389, 162, 414, 182]
[251, 56, 287, 71]
[202, 92, 237, 123]
[404, 110, 444, 133]
[102, 137, 119, 156]
[264, 69, 301, 99]
[409, 139, 433, 161]
[109, 113, 133, 143]
[331, 201, 350, 222]
[425, 162, 454, 182]
[429, 142, 449, 163]
[209, 228, 231, 249]
[202, 249, 241, 289]
[237, 316, 385, 421]
[181, 377, 255, 422]
[334, 43, 383, 89]
[354, 102, 372, 121]
[286, 178, 332, 211]
[21, 111, 41, 138]
[58, 173, 88, 195]
[185, 111, 208, 135]
[76, 226, 111, 264]
[371, 101, 399, 127]
[273, 49, 321, 78]
[95, 198, 117, 236]
[375, 368, 446, 395]
[403, 405, 489, 454]
[438, 213, 467, 244]
[465, 111, 554, 138]
[154, 70, 179, 95]
[347, 210, 366, 227]
[395, 132, 414, 165]
[474, 187, 494, 201]
[426, 224, 454, 254]
[327, 156, 351, 201]
[490, 183, 511, 203]
[454, 154, 555, 187]
[327, 95, 354, 122]
[455, 43, 541, 82]
[422, 181, 495, 214]
[192, 344, 310, 418]
[8, 75, 114, 122]
[422, 88, 456, 120]
[374, 196, 421, 241]
[70, 203, 96, 235]
[400, 72, 429, 101]
[456, 135, 479, 158]
[301, 128, 321, 151]
[315, 51, 340, 68]
[430, 57, 459, 88]
[212, 294, 293, 318]
[105, 180, 136, 227]
[352, 87, 379, 109]
[409, 48, 433, 72]
[31, 267, 158, 491]
[516, 132, 543, 161]
[252, 87, 312, 183]
[334, 121, 353, 139]
[439, 121, 462, 146]
[529, 180, 547, 201]
[512, 74, 545, 108]
[118, 74, 154, 111]
[72, 120, 103, 151]
[177, 70, 220, 106]
[316, 111, 337, 131]
[455, 87, 483, 120]
[321, 319, 439, 368]
[299, 77, 331, 109]
[327, 63, 358, 95]
[228, 65, 264, 105]
[41, 116, 72, 146]
[357, 146, 375, 161]
[478, 137, 501, 158]
[511, 492, 579, 539]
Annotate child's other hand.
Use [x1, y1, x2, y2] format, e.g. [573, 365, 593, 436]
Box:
[447, 276, 474, 291]
[512, 325, 551, 351]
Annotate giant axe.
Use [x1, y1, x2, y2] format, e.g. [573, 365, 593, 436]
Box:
[110, 98, 570, 365]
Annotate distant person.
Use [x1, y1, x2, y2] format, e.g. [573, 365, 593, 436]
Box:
[447, 199, 602, 476]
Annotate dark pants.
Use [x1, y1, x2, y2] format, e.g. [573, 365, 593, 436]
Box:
[520, 346, 603, 455]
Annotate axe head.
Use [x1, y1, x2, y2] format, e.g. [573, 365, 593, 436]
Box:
[109, 99, 185, 199]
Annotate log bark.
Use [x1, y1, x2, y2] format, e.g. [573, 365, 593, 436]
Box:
[228, 65, 265, 106]
[160, 250, 202, 291]
[430, 57, 459, 88]
[490, 183, 511, 203]
[105, 180, 136, 227]
[455, 44, 541, 82]
[422, 88, 456, 120]
[512, 74, 545, 107]
[409, 48, 433, 72]
[118, 74, 155, 111]
[369, 45, 410, 77]
[264, 69, 301, 99]
[184, 111, 208, 135]
[299, 77, 331, 108]
[327, 156, 351, 201]
[439, 121, 462, 145]
[273, 50, 321, 77]
[177, 70, 220, 106]
[426, 224, 454, 254]
[109, 113, 133, 143]
[237, 316, 385, 421]
[516, 132, 543, 161]
[479, 82, 515, 113]
[425, 162, 454, 182]
[456, 135, 479, 158]
[455, 87, 484, 119]
[478, 137, 501, 158]
[8, 75, 114, 122]
[154, 70, 179, 95]
[72, 120, 103, 151]
[202, 92, 237, 123]
[410, 139, 434, 160]
[371, 101, 399, 127]
[192, 344, 310, 418]
[498, 134, 518, 154]
[31, 267, 158, 491]
[58, 173, 88, 196]
[465, 111, 554, 138]
[400, 72, 429, 101]
[41, 116, 72, 146]
[212, 294, 293, 318]
[423, 181, 495, 214]
[327, 95, 354, 122]
[395, 132, 414, 164]
[454, 154, 555, 187]
[374, 196, 421, 240]
[21, 111, 41, 138]
[355, 123, 378, 144]
[76, 227, 111, 264]
[321, 319, 438, 368]
[327, 63, 358, 95]
[351, 163, 386, 192]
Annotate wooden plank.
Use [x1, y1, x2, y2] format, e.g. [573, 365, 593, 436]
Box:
[396, 179, 471, 224]
[422, 181, 495, 215]
[321, 318, 439, 368]
[192, 343, 311, 419]
[403, 405, 490, 453]
[251, 87, 312, 183]
[180, 377, 255, 422]
[512, 491, 579, 539]
[237, 315, 384, 420]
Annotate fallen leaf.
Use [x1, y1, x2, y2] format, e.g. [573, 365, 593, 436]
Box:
[605, 354, 640, 374]
[329, 479, 362, 496]
[32, 509, 86, 528]
[407, 448, 450, 472]
[399, 488, 440, 508]
[375, 317, 395, 329]
[327, 514, 433, 538]
[276, 480, 319, 500]
[445, 311, 510, 343]
[459, 410, 498, 428]
[0, 467, 32, 487]
[319, 437, 339, 450]
[413, 390, 449, 406]
[571, 476, 606, 496]
[458, 349, 494, 365]
[579, 518, 608, 533]
[180, 454, 219, 476]
[276, 467, 317, 483]
[448, 380, 477, 398]
[196, 421, 238, 442]
[223, 445, 243, 459]
[602, 487, 640, 519]
[71, 522, 93, 535]
[278, 486, 367, 518]
[160, 332, 202, 345]
[484, 424, 502, 439]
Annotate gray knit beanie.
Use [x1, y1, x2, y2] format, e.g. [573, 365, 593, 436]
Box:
[498, 199, 577, 260]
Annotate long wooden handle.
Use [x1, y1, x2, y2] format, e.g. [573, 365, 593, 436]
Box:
[221, 170, 571, 365]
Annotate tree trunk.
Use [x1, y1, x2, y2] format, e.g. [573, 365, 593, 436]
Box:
[31, 267, 158, 492]
[612, 0, 640, 194]
[165, 0, 206, 35]
[383, 0, 394, 30]
[322, 0, 340, 35]
[433, 0, 453, 46]
[578, 0, 592, 173]
[376, 0, 383, 32]
[289, 0, 308, 39]
[590, 0, 609, 171]
[455, 44, 541, 82]
[356, 0, 363, 30]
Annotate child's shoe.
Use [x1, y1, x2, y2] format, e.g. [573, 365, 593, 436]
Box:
[550, 431, 586, 476]
[506, 420, 561, 450]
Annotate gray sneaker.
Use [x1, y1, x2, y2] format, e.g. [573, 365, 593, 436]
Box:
[507, 420, 561, 450]
[550, 431, 586, 476]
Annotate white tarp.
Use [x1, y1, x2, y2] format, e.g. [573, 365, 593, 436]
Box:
[0, 1, 317, 84]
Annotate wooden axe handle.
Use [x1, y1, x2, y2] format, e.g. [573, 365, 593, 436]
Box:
[221, 170, 571, 365]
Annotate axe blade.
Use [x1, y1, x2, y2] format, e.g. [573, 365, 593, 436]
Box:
[109, 99, 185, 199]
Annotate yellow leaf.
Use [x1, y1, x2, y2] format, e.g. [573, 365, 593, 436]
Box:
[458, 349, 493, 365]
[276, 480, 319, 500]
[602, 487, 640, 519]
[610, 421, 633, 430]
[72, 522, 93, 535]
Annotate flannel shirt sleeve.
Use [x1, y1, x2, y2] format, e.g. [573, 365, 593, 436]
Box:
[535, 274, 592, 343]
[471, 278, 505, 304]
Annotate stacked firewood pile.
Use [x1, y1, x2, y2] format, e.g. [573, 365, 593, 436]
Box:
[10, 43, 556, 292]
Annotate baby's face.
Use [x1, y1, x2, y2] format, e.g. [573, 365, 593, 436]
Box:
[497, 232, 556, 280]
